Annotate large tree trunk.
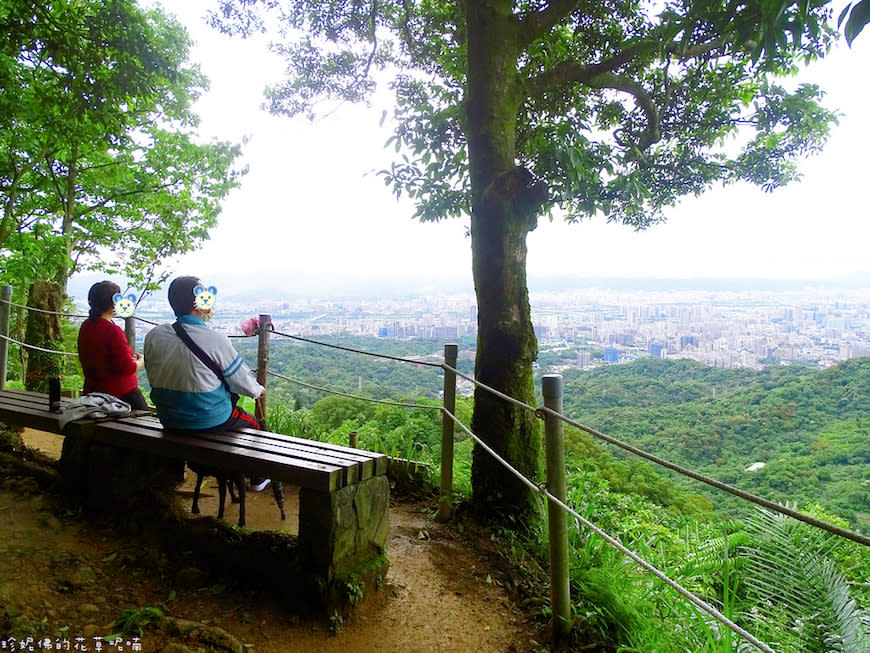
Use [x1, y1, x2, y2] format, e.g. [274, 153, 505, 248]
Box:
[469, 201, 544, 520]
[465, 0, 546, 520]
[24, 280, 63, 393]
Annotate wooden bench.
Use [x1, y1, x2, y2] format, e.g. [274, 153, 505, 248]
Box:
[0, 388, 390, 612]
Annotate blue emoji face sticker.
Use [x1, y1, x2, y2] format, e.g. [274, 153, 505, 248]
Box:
[193, 285, 217, 311]
[112, 293, 137, 318]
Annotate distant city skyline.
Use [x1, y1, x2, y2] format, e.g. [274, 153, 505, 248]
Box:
[94, 275, 870, 373]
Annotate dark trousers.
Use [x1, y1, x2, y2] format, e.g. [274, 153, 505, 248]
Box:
[119, 387, 149, 411]
[214, 406, 261, 431]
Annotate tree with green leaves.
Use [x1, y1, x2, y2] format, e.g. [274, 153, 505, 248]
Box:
[210, 0, 838, 519]
[0, 0, 246, 293]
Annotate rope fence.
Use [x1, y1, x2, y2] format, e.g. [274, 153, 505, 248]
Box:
[266, 369, 442, 411]
[0, 332, 79, 357]
[271, 329, 443, 368]
[2, 293, 867, 552]
[443, 407, 777, 653]
[0, 297, 88, 319]
[538, 406, 870, 548]
[1, 292, 866, 652]
[441, 365, 870, 547]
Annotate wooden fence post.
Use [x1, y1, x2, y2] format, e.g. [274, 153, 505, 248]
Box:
[0, 285, 11, 390]
[124, 317, 136, 352]
[437, 343, 458, 522]
[543, 374, 572, 642]
[256, 314, 272, 424]
[349, 431, 359, 448]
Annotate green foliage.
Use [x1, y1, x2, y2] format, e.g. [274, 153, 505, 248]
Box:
[562, 357, 870, 526]
[737, 508, 870, 652]
[105, 606, 164, 642]
[0, 0, 245, 291]
[839, 0, 870, 45]
[265, 403, 323, 440]
[235, 335, 474, 409]
[214, 0, 834, 224]
[246, 336, 869, 653]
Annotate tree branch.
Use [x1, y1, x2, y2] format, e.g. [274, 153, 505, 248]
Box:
[666, 37, 727, 59]
[527, 32, 726, 99]
[73, 179, 183, 219]
[358, 0, 379, 82]
[590, 73, 660, 149]
[528, 62, 660, 151]
[399, 0, 418, 56]
[527, 59, 602, 98]
[517, 0, 587, 47]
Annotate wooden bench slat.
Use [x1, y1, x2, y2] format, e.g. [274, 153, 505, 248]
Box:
[233, 428, 390, 479]
[108, 416, 365, 486]
[115, 415, 385, 482]
[185, 431, 364, 485]
[0, 398, 64, 433]
[95, 421, 344, 492]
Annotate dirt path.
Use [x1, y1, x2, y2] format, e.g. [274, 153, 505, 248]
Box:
[0, 431, 545, 652]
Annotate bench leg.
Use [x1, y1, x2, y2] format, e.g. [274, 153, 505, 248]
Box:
[217, 475, 246, 527]
[192, 474, 205, 514]
[298, 475, 390, 579]
[272, 481, 286, 520]
[236, 478, 246, 527]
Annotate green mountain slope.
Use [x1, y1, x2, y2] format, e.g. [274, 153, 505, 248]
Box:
[560, 358, 870, 526]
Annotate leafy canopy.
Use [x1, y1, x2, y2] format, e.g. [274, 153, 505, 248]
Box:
[210, 0, 837, 229]
[0, 0, 246, 290]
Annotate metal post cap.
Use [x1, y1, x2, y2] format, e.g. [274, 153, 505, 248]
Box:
[542, 374, 563, 397]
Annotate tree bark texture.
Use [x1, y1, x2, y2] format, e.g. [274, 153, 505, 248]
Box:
[465, 0, 545, 519]
[24, 280, 63, 393]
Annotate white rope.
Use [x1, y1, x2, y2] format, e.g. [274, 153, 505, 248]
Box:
[266, 369, 441, 411]
[0, 297, 87, 319]
[443, 360, 870, 548]
[271, 329, 443, 367]
[538, 407, 870, 548]
[442, 363, 538, 413]
[0, 333, 78, 356]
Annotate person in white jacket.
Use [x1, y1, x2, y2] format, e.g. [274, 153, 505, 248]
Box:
[144, 276, 265, 431]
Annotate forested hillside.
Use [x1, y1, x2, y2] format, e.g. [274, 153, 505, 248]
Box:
[560, 357, 870, 527]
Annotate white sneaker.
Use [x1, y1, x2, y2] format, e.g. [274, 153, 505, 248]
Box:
[250, 478, 270, 492]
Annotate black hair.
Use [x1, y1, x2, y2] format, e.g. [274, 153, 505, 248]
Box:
[168, 276, 201, 316]
[87, 281, 121, 320]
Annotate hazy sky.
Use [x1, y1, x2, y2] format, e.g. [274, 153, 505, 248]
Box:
[145, 1, 870, 297]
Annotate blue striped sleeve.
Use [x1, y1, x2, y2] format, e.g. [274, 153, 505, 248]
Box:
[223, 355, 244, 378]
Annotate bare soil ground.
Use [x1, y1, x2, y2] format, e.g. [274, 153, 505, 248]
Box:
[0, 430, 547, 653]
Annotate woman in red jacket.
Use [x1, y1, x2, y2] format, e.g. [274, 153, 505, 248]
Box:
[77, 281, 148, 410]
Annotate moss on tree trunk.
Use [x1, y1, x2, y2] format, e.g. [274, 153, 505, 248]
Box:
[24, 280, 63, 393]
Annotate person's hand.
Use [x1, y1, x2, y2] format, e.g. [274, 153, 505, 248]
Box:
[258, 387, 266, 400]
[135, 352, 145, 372]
